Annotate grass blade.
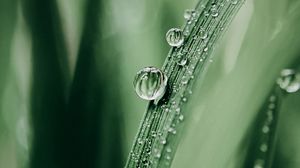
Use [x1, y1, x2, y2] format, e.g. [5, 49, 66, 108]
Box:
[125, 0, 245, 167]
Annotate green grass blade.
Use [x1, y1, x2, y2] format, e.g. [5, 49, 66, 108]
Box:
[125, 0, 245, 167]
[21, 0, 70, 167]
[67, 0, 124, 167]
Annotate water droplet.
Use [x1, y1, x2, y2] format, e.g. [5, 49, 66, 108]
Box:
[184, 9, 196, 20]
[277, 69, 300, 93]
[179, 114, 184, 121]
[166, 147, 172, 153]
[181, 75, 189, 85]
[254, 159, 265, 168]
[160, 139, 167, 145]
[134, 66, 168, 101]
[182, 97, 187, 102]
[262, 126, 269, 133]
[230, 0, 238, 5]
[210, 4, 219, 17]
[168, 127, 177, 134]
[138, 138, 144, 145]
[166, 28, 184, 47]
[199, 29, 208, 39]
[203, 47, 208, 52]
[174, 54, 187, 66]
[260, 144, 268, 152]
[175, 108, 181, 115]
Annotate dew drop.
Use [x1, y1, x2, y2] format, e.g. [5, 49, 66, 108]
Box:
[166, 28, 184, 47]
[262, 126, 269, 133]
[203, 47, 208, 52]
[179, 114, 184, 121]
[260, 144, 268, 152]
[184, 9, 196, 20]
[160, 139, 167, 145]
[277, 69, 300, 93]
[175, 108, 181, 115]
[168, 127, 177, 134]
[254, 159, 265, 168]
[230, 0, 238, 5]
[199, 29, 208, 39]
[134, 66, 168, 101]
[210, 4, 219, 17]
[174, 55, 187, 66]
[166, 147, 172, 153]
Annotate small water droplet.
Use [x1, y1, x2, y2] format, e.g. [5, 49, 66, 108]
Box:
[168, 127, 177, 134]
[138, 138, 144, 145]
[204, 47, 208, 52]
[179, 114, 184, 121]
[175, 108, 181, 115]
[230, 0, 238, 5]
[174, 55, 187, 66]
[262, 126, 269, 133]
[184, 9, 196, 20]
[166, 147, 172, 153]
[254, 159, 265, 168]
[181, 75, 189, 85]
[268, 103, 275, 109]
[166, 28, 184, 47]
[160, 139, 167, 145]
[260, 144, 268, 152]
[210, 4, 219, 17]
[199, 29, 208, 39]
[182, 97, 187, 102]
[134, 66, 168, 101]
[277, 69, 300, 93]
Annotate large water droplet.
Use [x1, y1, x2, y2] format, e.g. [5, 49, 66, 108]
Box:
[166, 28, 184, 47]
[277, 69, 300, 93]
[184, 9, 196, 20]
[134, 67, 168, 101]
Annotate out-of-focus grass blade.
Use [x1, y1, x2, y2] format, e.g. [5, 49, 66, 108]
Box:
[0, 0, 18, 166]
[67, 0, 124, 167]
[243, 86, 283, 168]
[22, 0, 70, 167]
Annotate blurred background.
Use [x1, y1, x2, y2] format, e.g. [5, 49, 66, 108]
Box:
[1, 0, 300, 167]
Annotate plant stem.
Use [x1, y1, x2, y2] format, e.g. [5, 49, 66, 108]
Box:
[125, 0, 245, 167]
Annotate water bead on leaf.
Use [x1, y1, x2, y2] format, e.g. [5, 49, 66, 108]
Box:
[133, 66, 168, 101]
[166, 28, 184, 47]
[183, 9, 196, 20]
[277, 69, 300, 93]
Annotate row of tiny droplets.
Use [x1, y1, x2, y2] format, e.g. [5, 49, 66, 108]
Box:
[126, 0, 245, 167]
[253, 91, 280, 168]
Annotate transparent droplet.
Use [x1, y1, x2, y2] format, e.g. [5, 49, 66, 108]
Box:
[178, 114, 184, 121]
[184, 9, 196, 20]
[166, 28, 184, 47]
[199, 29, 208, 39]
[134, 66, 168, 101]
[230, 0, 238, 5]
[174, 53, 187, 66]
[210, 4, 219, 17]
[277, 69, 300, 93]
[203, 47, 208, 52]
[262, 126, 269, 133]
[260, 144, 268, 152]
[254, 159, 265, 168]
